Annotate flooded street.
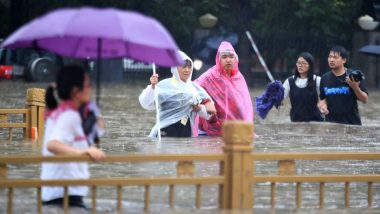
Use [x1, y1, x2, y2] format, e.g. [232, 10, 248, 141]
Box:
[0, 79, 380, 213]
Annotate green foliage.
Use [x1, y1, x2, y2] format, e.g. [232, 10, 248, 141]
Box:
[0, 0, 10, 38]
[0, 0, 366, 74]
[250, 0, 362, 71]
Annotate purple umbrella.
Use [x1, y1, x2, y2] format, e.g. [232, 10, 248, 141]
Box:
[1, 7, 182, 103]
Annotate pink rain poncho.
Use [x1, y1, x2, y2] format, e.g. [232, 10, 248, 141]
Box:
[195, 41, 253, 136]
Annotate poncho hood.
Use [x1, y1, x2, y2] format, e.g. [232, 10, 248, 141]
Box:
[195, 42, 253, 136]
[215, 41, 239, 76]
[171, 50, 193, 83]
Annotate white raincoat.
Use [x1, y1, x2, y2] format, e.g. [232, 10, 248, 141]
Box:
[139, 51, 212, 137]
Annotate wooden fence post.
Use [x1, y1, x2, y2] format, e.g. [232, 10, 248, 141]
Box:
[0, 114, 11, 140]
[221, 120, 254, 209]
[0, 163, 7, 179]
[26, 88, 45, 145]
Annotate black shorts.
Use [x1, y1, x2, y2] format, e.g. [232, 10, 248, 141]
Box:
[161, 119, 191, 137]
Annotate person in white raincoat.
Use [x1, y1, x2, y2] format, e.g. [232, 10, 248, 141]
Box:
[139, 51, 216, 137]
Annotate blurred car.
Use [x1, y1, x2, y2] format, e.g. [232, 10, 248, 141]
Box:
[0, 47, 62, 82]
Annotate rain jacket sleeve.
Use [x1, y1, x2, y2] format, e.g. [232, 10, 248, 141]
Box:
[192, 83, 212, 120]
[197, 105, 211, 120]
[138, 85, 156, 111]
[283, 78, 290, 99]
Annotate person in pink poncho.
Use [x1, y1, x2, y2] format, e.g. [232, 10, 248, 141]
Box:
[195, 41, 253, 136]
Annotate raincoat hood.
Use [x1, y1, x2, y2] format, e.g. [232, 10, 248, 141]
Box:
[171, 50, 193, 83]
[216, 41, 239, 76]
[195, 41, 253, 136]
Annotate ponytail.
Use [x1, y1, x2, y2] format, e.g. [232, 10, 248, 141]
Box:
[45, 85, 58, 110]
[45, 65, 86, 110]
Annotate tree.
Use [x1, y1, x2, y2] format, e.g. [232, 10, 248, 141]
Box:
[1, 0, 365, 76]
[249, 0, 363, 74]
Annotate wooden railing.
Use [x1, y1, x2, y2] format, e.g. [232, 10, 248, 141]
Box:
[250, 152, 380, 209]
[0, 154, 226, 213]
[0, 108, 30, 140]
[1, 121, 380, 213]
[0, 88, 45, 143]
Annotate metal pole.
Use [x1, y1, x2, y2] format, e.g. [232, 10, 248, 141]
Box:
[245, 31, 275, 83]
[152, 64, 161, 142]
[96, 38, 102, 105]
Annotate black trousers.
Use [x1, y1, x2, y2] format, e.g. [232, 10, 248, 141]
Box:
[43, 195, 88, 209]
[161, 119, 191, 137]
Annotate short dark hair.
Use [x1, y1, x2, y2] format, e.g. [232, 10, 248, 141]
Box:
[329, 46, 349, 60]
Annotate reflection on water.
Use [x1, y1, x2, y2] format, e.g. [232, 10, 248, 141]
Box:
[0, 80, 380, 213]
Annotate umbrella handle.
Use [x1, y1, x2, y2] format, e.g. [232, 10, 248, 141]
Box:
[152, 64, 161, 142]
[245, 31, 275, 83]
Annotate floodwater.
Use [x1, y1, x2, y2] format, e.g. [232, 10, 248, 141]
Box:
[0, 79, 380, 213]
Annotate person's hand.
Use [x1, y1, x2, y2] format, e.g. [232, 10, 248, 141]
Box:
[85, 147, 106, 161]
[346, 76, 360, 90]
[318, 101, 329, 115]
[208, 114, 218, 123]
[192, 104, 202, 112]
[150, 74, 159, 89]
[204, 102, 216, 115]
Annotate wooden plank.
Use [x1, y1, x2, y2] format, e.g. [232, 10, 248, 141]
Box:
[271, 182, 276, 209]
[0, 123, 28, 128]
[296, 182, 302, 208]
[144, 185, 150, 211]
[0, 113, 8, 121]
[63, 186, 69, 214]
[3, 152, 380, 164]
[26, 101, 45, 107]
[169, 185, 174, 209]
[0, 177, 224, 188]
[117, 185, 122, 211]
[0, 163, 7, 179]
[319, 182, 325, 209]
[230, 153, 242, 208]
[37, 187, 42, 214]
[252, 175, 380, 183]
[220, 156, 229, 209]
[241, 152, 253, 208]
[0, 154, 225, 164]
[195, 184, 201, 209]
[37, 106, 44, 146]
[251, 163, 256, 209]
[0, 109, 29, 114]
[368, 182, 373, 208]
[25, 109, 30, 138]
[251, 152, 380, 160]
[7, 187, 13, 214]
[9, 128, 13, 141]
[30, 105, 38, 128]
[92, 186, 97, 213]
[345, 182, 350, 208]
